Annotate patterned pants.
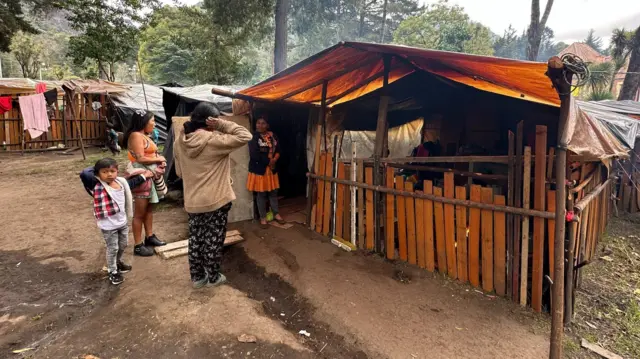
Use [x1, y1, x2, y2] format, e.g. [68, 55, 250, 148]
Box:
[187, 203, 232, 282]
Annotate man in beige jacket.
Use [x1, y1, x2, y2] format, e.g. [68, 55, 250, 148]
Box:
[174, 102, 252, 288]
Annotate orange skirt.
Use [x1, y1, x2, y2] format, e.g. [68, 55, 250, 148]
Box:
[247, 167, 280, 192]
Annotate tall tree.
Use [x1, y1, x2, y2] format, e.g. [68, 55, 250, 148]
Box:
[583, 29, 604, 54]
[65, 0, 158, 81]
[380, 0, 388, 42]
[611, 27, 640, 101]
[393, 2, 493, 56]
[274, 0, 289, 73]
[9, 31, 43, 78]
[526, 0, 554, 61]
[0, 0, 57, 52]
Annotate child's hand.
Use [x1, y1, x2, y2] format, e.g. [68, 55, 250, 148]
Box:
[206, 117, 219, 129]
[143, 170, 154, 179]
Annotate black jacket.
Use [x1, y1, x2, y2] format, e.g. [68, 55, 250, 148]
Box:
[248, 132, 281, 175]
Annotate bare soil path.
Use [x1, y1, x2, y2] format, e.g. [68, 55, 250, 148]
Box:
[0, 151, 549, 359]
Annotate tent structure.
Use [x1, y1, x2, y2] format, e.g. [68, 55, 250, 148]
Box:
[110, 84, 167, 141]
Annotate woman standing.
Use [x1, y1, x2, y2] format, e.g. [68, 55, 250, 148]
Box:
[247, 116, 286, 228]
[124, 110, 167, 257]
[174, 103, 252, 288]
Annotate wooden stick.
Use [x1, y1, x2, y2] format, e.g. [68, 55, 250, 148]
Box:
[513, 121, 524, 301]
[532, 125, 547, 313]
[424, 180, 435, 272]
[574, 178, 615, 213]
[444, 172, 457, 279]
[469, 185, 482, 288]
[350, 145, 357, 246]
[405, 182, 417, 265]
[385, 166, 395, 259]
[520, 146, 532, 306]
[386, 163, 507, 181]
[434, 186, 446, 275]
[395, 176, 407, 261]
[507, 130, 515, 298]
[494, 195, 507, 296]
[456, 186, 468, 283]
[357, 160, 365, 249]
[307, 174, 555, 219]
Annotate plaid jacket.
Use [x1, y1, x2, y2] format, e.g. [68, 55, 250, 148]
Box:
[93, 182, 121, 220]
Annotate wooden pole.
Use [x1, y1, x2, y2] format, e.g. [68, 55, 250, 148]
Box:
[373, 55, 391, 253]
[350, 144, 357, 246]
[66, 92, 86, 160]
[306, 82, 328, 226]
[564, 190, 577, 325]
[546, 55, 572, 359]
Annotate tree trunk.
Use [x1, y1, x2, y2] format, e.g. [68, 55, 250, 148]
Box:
[526, 0, 554, 61]
[618, 31, 640, 100]
[274, 0, 289, 74]
[380, 0, 388, 43]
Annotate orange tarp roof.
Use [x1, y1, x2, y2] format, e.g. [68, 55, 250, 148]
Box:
[232, 42, 561, 108]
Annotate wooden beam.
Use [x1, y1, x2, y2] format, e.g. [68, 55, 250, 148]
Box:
[520, 146, 532, 306]
[513, 121, 524, 302]
[532, 125, 547, 313]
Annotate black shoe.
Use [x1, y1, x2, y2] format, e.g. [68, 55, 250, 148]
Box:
[145, 234, 166, 247]
[134, 243, 154, 257]
[109, 272, 124, 285]
[117, 261, 132, 273]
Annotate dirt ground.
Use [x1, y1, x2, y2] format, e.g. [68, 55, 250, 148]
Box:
[0, 150, 553, 359]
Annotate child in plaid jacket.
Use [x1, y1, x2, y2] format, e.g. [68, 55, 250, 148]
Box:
[92, 158, 134, 285]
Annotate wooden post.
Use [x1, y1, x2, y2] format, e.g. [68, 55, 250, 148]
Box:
[373, 55, 391, 253]
[564, 191, 576, 325]
[520, 146, 532, 306]
[546, 55, 572, 359]
[350, 144, 357, 247]
[307, 82, 328, 227]
[513, 121, 524, 301]
[507, 131, 515, 298]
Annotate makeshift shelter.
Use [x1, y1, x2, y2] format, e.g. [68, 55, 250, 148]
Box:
[212, 42, 633, 330]
[110, 84, 167, 141]
[0, 79, 119, 151]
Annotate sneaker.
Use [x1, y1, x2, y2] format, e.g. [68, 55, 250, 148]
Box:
[134, 243, 154, 257]
[109, 272, 124, 285]
[206, 273, 227, 287]
[145, 234, 166, 247]
[192, 274, 209, 289]
[117, 261, 132, 273]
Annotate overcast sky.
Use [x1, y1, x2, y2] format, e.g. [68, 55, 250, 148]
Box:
[174, 0, 640, 46]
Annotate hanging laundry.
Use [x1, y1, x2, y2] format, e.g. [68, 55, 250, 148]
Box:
[0, 97, 12, 115]
[43, 89, 58, 105]
[35, 82, 47, 94]
[19, 94, 50, 139]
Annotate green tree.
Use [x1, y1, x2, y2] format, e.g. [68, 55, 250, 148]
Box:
[64, 0, 158, 81]
[584, 29, 604, 54]
[393, 1, 493, 55]
[611, 27, 640, 101]
[9, 31, 43, 78]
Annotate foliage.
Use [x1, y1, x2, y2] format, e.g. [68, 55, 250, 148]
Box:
[586, 61, 615, 95]
[64, 0, 159, 81]
[611, 26, 640, 101]
[493, 25, 565, 61]
[584, 29, 604, 54]
[1, 0, 37, 52]
[393, 1, 492, 55]
[9, 31, 43, 78]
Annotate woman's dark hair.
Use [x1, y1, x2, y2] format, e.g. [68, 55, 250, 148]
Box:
[124, 110, 154, 148]
[184, 102, 220, 135]
[94, 158, 118, 172]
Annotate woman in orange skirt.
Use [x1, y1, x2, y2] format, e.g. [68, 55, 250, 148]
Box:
[247, 116, 286, 228]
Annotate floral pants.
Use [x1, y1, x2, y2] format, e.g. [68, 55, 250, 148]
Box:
[187, 203, 232, 282]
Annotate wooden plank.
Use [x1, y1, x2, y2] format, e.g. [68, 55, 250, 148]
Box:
[623, 183, 631, 213]
[159, 235, 245, 259]
[385, 167, 395, 259]
[415, 193, 426, 269]
[405, 182, 417, 265]
[315, 153, 326, 233]
[395, 176, 407, 261]
[580, 339, 623, 359]
[546, 147, 555, 180]
[444, 172, 457, 279]
[507, 130, 515, 299]
[322, 153, 333, 235]
[335, 162, 346, 238]
[309, 125, 322, 230]
[357, 160, 365, 249]
[494, 195, 506, 296]
[343, 164, 352, 242]
[423, 180, 435, 272]
[481, 187, 494, 293]
[154, 231, 242, 254]
[455, 186, 468, 283]
[547, 190, 556, 282]
[469, 185, 482, 288]
[365, 167, 374, 250]
[532, 125, 547, 312]
[433, 187, 447, 274]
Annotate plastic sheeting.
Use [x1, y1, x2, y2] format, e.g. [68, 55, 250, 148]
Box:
[162, 85, 244, 109]
[306, 118, 423, 168]
[592, 100, 640, 118]
[62, 79, 130, 94]
[237, 42, 560, 108]
[110, 84, 167, 141]
[577, 101, 640, 150]
[567, 98, 632, 159]
[0, 78, 62, 95]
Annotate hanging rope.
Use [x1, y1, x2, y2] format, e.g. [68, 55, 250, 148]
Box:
[560, 53, 590, 94]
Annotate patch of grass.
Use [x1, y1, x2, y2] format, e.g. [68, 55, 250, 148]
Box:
[564, 337, 580, 356]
